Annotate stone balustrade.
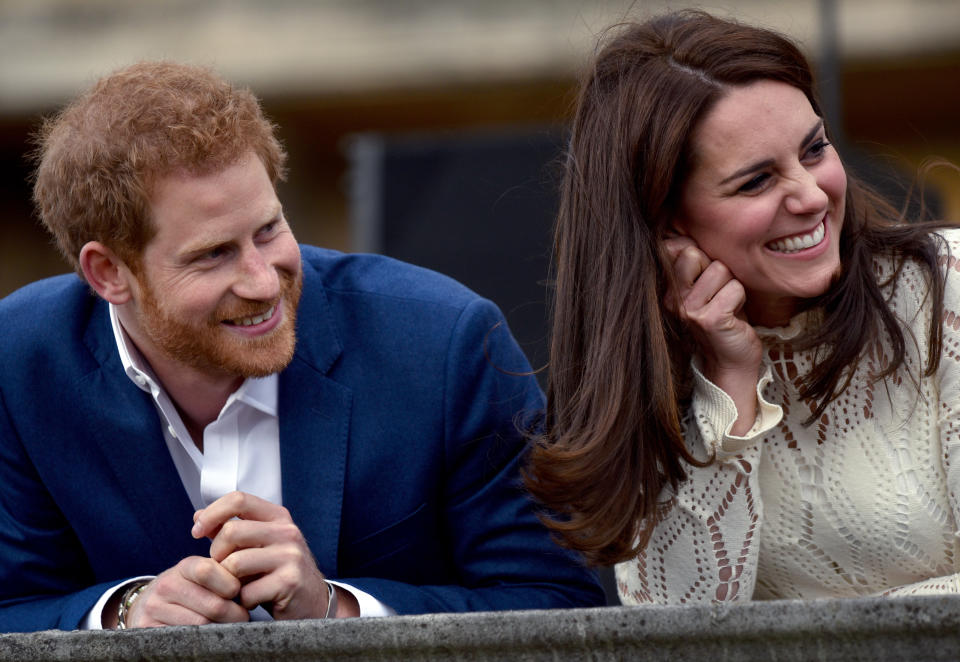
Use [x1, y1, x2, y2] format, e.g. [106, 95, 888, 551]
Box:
[2, 595, 959, 661]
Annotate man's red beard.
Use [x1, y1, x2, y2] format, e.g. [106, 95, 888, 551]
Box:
[136, 269, 303, 379]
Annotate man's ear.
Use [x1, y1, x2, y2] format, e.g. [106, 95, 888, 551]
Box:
[78, 241, 136, 304]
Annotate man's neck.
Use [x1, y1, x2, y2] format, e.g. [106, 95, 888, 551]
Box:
[116, 317, 241, 450]
[149, 361, 243, 450]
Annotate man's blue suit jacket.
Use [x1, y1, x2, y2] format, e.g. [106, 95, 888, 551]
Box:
[0, 245, 602, 632]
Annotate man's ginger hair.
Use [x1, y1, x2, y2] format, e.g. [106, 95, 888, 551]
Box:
[32, 61, 287, 274]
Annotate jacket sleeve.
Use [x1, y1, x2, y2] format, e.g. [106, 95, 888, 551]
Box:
[616, 364, 780, 605]
[341, 297, 604, 613]
[0, 386, 117, 631]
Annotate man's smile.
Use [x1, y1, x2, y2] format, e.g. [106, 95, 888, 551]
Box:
[224, 304, 277, 327]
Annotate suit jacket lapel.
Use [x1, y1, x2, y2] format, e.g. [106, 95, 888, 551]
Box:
[278, 362, 351, 578]
[80, 300, 207, 565]
[278, 257, 350, 578]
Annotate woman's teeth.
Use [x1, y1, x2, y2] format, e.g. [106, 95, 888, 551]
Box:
[232, 305, 275, 326]
[767, 221, 825, 253]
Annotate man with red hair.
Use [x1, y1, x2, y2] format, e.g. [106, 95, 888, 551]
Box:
[0, 61, 601, 632]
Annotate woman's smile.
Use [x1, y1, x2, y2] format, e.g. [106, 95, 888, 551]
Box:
[765, 219, 826, 254]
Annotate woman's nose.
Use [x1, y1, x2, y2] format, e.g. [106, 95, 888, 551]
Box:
[784, 167, 828, 217]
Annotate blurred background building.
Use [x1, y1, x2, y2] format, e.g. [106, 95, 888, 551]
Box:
[1, 0, 958, 334]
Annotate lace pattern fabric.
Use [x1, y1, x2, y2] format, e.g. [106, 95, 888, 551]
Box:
[617, 229, 960, 604]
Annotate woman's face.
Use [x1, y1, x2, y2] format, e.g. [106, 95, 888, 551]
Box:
[675, 79, 847, 327]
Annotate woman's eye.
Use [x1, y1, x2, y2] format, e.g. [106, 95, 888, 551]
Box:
[738, 173, 770, 193]
[804, 139, 831, 161]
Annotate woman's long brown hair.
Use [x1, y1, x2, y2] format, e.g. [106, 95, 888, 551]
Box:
[524, 10, 949, 567]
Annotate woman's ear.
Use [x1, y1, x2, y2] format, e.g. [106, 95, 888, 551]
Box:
[665, 219, 690, 239]
[78, 242, 136, 304]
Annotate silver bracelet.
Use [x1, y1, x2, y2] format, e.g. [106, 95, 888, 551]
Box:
[116, 581, 149, 630]
[323, 581, 338, 619]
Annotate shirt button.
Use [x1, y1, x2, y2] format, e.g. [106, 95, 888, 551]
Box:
[134, 375, 147, 387]
[167, 425, 178, 439]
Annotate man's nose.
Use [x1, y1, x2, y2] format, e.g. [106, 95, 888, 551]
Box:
[232, 247, 280, 301]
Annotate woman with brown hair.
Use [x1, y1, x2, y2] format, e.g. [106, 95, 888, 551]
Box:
[525, 10, 960, 603]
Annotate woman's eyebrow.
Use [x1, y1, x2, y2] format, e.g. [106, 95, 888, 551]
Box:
[800, 119, 825, 149]
[718, 119, 825, 186]
[719, 158, 774, 186]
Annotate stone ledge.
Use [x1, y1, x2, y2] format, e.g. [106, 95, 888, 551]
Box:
[2, 595, 959, 661]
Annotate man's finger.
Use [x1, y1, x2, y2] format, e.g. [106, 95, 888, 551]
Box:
[176, 556, 243, 599]
[129, 559, 249, 628]
[193, 491, 290, 539]
[207, 518, 300, 563]
[143, 594, 249, 627]
[133, 600, 210, 628]
[219, 542, 312, 582]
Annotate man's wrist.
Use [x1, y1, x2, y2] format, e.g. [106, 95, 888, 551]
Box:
[117, 580, 150, 629]
[324, 580, 378, 617]
[323, 580, 338, 619]
[89, 577, 155, 630]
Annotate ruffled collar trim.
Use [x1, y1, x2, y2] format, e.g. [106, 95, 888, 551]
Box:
[754, 308, 822, 341]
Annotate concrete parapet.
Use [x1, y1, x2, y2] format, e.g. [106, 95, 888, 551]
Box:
[2, 595, 959, 661]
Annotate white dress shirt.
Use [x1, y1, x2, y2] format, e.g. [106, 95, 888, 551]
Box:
[81, 305, 392, 628]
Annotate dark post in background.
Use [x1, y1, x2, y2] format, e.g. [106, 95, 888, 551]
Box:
[348, 128, 565, 387]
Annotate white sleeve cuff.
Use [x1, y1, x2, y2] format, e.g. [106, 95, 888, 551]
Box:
[250, 581, 394, 620]
[81, 576, 395, 628]
[691, 362, 782, 460]
[244, 581, 397, 620]
[326, 580, 396, 617]
[80, 576, 155, 630]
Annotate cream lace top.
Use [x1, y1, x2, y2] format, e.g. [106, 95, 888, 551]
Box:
[617, 229, 960, 604]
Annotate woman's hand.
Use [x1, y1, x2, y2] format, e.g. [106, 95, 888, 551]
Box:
[664, 236, 763, 435]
